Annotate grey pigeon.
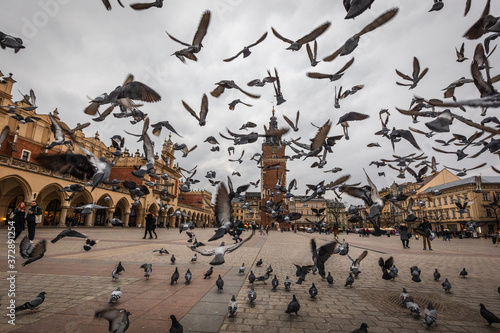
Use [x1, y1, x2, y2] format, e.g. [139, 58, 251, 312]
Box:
[285, 294, 300, 316]
[248, 285, 257, 303]
[255, 272, 270, 284]
[256, 258, 263, 267]
[20, 236, 46, 266]
[460, 268, 468, 278]
[434, 269, 441, 281]
[345, 273, 354, 288]
[272, 275, 279, 291]
[272, 22, 331, 51]
[166, 10, 211, 63]
[284, 276, 291, 290]
[109, 287, 122, 304]
[204, 266, 213, 279]
[0, 31, 25, 53]
[94, 308, 130, 333]
[442, 278, 452, 292]
[170, 267, 179, 285]
[311, 238, 338, 278]
[216, 274, 224, 291]
[406, 296, 420, 318]
[248, 271, 256, 284]
[326, 272, 334, 285]
[429, 0, 444, 12]
[228, 295, 237, 317]
[480, 303, 500, 326]
[223, 32, 268, 62]
[51, 228, 87, 243]
[344, 0, 375, 19]
[191, 253, 197, 262]
[348, 250, 368, 278]
[400, 288, 410, 307]
[153, 248, 169, 255]
[351, 323, 369, 333]
[239, 263, 245, 275]
[410, 266, 421, 283]
[130, 0, 163, 10]
[266, 264, 273, 274]
[169, 314, 183, 333]
[170, 254, 176, 264]
[424, 302, 437, 327]
[14, 292, 46, 313]
[140, 263, 152, 280]
[309, 283, 318, 298]
[185, 269, 192, 284]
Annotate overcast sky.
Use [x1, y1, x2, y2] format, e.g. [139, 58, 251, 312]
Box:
[2, 0, 499, 206]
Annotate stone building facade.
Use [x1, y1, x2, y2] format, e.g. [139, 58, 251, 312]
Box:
[0, 70, 214, 228]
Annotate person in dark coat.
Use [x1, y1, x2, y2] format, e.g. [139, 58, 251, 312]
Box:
[419, 217, 433, 251]
[151, 213, 158, 239]
[399, 223, 409, 249]
[12, 202, 26, 241]
[143, 213, 154, 239]
[26, 200, 42, 242]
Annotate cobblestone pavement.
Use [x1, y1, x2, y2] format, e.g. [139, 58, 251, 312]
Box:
[0, 227, 499, 332]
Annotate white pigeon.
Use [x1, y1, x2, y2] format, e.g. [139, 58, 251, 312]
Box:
[109, 287, 122, 304]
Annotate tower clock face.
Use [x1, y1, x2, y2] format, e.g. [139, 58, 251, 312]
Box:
[271, 146, 278, 154]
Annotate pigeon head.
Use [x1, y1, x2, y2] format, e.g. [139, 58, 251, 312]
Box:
[361, 323, 369, 329]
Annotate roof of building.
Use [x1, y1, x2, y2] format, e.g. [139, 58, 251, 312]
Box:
[424, 176, 500, 193]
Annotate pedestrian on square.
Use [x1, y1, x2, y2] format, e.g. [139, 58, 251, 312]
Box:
[26, 200, 42, 242]
[143, 212, 154, 239]
[151, 213, 158, 239]
[419, 217, 433, 251]
[399, 223, 409, 249]
[12, 202, 26, 241]
[495, 229, 500, 247]
[252, 221, 256, 235]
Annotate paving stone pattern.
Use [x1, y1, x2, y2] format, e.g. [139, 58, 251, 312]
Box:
[0, 228, 499, 332]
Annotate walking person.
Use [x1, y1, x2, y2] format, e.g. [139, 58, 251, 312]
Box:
[26, 200, 42, 243]
[12, 202, 26, 241]
[419, 217, 433, 251]
[399, 223, 409, 249]
[143, 212, 154, 239]
[151, 213, 158, 239]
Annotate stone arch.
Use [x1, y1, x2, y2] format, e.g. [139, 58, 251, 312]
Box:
[129, 202, 143, 227]
[68, 189, 93, 226]
[115, 197, 130, 222]
[94, 194, 114, 226]
[0, 175, 32, 224]
[37, 183, 64, 226]
[148, 203, 158, 215]
[166, 207, 175, 228]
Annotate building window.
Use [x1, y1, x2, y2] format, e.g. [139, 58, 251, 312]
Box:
[452, 210, 456, 218]
[486, 208, 492, 217]
[443, 197, 447, 205]
[438, 198, 441, 206]
[21, 149, 31, 161]
[483, 193, 489, 201]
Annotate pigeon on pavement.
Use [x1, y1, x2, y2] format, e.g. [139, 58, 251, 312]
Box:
[285, 294, 300, 316]
[14, 292, 46, 313]
[480, 303, 500, 326]
[94, 308, 131, 333]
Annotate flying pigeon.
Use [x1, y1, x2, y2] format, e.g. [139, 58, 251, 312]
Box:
[94, 308, 130, 333]
[20, 236, 46, 266]
[14, 292, 46, 313]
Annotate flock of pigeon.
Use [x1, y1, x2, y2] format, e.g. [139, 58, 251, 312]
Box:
[3, 0, 500, 332]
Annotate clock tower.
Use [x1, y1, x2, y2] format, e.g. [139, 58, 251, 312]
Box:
[260, 106, 287, 227]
